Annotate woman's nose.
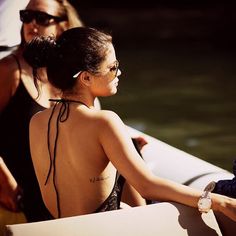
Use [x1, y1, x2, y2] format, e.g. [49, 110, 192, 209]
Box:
[117, 68, 121, 76]
[30, 19, 39, 30]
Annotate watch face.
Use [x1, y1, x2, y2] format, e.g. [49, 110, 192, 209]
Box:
[198, 197, 212, 213]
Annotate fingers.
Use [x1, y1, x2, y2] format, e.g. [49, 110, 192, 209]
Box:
[133, 136, 148, 150]
[0, 198, 18, 212]
[0, 186, 23, 212]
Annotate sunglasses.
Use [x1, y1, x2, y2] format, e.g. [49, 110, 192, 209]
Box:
[73, 60, 120, 79]
[20, 10, 67, 27]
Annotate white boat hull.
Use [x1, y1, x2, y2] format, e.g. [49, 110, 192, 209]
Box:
[127, 126, 234, 190]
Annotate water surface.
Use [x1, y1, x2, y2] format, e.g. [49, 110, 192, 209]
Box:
[100, 43, 236, 171]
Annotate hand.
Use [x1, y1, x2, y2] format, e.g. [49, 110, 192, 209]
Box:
[0, 157, 23, 212]
[132, 136, 148, 152]
[120, 202, 132, 209]
[220, 197, 236, 222]
[213, 193, 236, 222]
[0, 185, 22, 213]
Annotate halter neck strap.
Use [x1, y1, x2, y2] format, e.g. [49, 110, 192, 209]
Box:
[45, 98, 89, 218]
[49, 98, 89, 108]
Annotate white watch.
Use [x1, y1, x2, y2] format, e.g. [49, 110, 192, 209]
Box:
[197, 181, 216, 213]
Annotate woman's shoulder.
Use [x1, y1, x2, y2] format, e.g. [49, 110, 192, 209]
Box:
[93, 109, 124, 129]
[31, 108, 51, 123]
[0, 51, 19, 66]
[30, 110, 43, 124]
[29, 109, 50, 133]
[0, 53, 20, 79]
[94, 109, 121, 121]
[0, 52, 22, 111]
[30, 108, 124, 131]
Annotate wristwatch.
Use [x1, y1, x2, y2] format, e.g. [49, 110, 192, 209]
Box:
[197, 181, 216, 213]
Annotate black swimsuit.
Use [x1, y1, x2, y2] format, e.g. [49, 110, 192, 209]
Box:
[0, 54, 52, 221]
[46, 99, 125, 218]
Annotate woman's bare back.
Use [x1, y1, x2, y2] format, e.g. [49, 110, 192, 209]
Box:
[30, 102, 119, 217]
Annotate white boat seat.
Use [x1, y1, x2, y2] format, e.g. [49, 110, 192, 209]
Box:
[5, 202, 222, 236]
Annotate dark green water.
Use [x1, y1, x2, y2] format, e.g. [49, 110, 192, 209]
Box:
[100, 43, 236, 172]
[79, 7, 236, 172]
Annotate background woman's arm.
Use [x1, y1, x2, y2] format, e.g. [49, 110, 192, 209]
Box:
[0, 157, 22, 212]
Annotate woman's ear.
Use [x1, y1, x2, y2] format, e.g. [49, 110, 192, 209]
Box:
[79, 71, 92, 86]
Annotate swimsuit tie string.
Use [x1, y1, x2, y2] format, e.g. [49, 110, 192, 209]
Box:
[45, 99, 74, 218]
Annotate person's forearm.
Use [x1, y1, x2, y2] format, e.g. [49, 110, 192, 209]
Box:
[0, 156, 17, 186]
[149, 177, 233, 214]
[140, 175, 236, 222]
[0, 156, 21, 211]
[146, 176, 201, 208]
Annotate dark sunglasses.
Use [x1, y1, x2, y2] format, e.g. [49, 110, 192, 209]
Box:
[20, 10, 67, 27]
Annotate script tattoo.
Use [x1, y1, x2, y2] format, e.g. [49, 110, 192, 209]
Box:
[90, 176, 110, 183]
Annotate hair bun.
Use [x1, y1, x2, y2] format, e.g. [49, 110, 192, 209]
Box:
[23, 35, 57, 69]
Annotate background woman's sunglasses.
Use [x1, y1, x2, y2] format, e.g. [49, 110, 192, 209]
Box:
[20, 10, 67, 27]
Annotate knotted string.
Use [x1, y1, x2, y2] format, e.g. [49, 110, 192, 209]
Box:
[45, 98, 87, 218]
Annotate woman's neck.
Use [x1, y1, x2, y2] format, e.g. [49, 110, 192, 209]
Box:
[62, 92, 95, 109]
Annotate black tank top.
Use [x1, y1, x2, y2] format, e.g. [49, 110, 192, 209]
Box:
[0, 54, 52, 221]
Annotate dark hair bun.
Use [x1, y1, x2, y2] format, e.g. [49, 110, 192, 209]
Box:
[23, 35, 57, 69]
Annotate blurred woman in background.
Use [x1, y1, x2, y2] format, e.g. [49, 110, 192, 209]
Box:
[0, 0, 83, 222]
